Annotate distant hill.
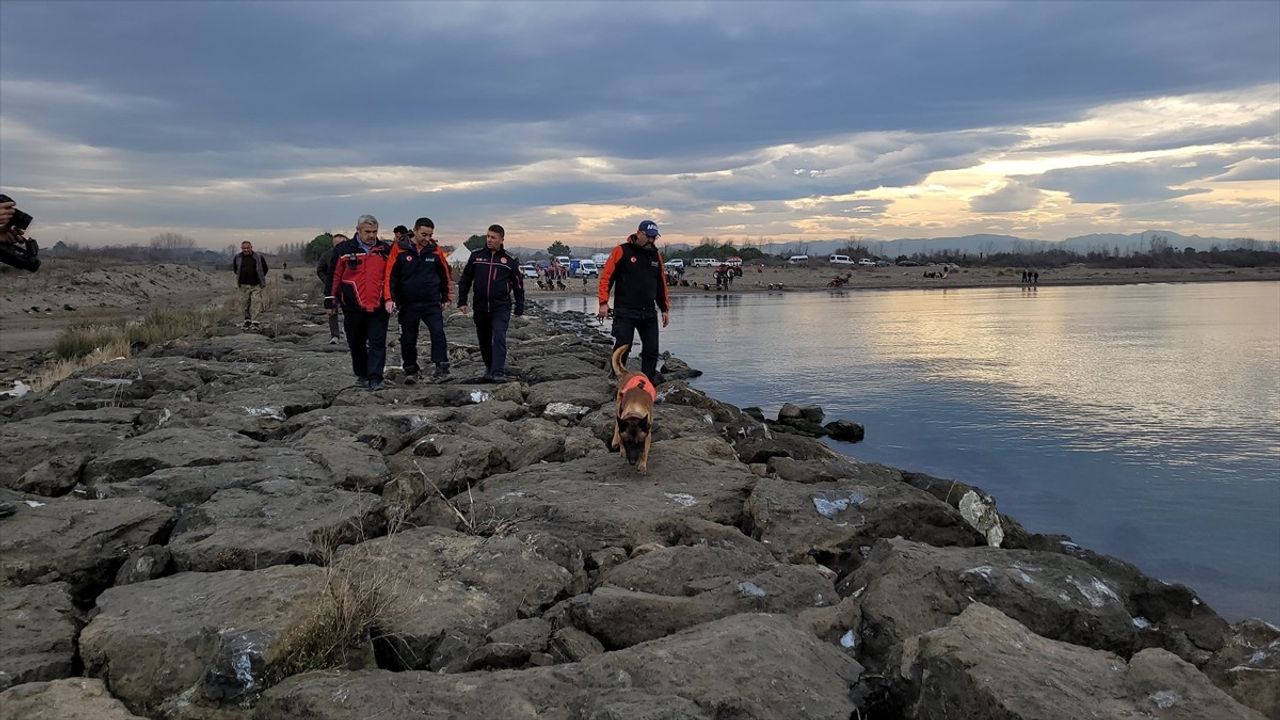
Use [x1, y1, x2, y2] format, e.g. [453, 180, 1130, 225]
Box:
[735, 231, 1272, 258]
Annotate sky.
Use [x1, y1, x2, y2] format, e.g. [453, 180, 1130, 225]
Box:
[1, 0, 1278, 251]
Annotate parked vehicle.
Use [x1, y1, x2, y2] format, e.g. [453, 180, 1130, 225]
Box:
[787, 255, 810, 265]
[575, 259, 599, 277]
[690, 257, 716, 267]
[724, 256, 743, 267]
[520, 263, 539, 278]
[829, 254, 853, 265]
[857, 258, 876, 267]
[665, 258, 685, 269]
[897, 259, 922, 266]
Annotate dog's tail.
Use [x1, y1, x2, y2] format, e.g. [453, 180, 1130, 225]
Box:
[611, 344, 630, 377]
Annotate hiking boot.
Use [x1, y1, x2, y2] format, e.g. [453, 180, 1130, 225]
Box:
[366, 380, 385, 391]
[403, 373, 418, 385]
[328, 336, 340, 345]
[432, 364, 450, 379]
[488, 371, 508, 384]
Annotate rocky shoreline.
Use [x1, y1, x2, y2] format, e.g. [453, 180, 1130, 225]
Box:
[0, 282, 1275, 720]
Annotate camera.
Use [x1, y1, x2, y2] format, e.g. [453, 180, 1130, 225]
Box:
[0, 193, 41, 272]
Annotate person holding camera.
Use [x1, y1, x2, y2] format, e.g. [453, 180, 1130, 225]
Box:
[232, 241, 269, 330]
[0, 194, 41, 272]
[316, 233, 347, 344]
[457, 224, 524, 383]
[331, 214, 393, 390]
[385, 217, 452, 384]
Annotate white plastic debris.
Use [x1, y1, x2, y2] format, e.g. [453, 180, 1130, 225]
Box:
[2, 380, 30, 398]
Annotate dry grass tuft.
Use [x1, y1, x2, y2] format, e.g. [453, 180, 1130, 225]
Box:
[418, 461, 520, 538]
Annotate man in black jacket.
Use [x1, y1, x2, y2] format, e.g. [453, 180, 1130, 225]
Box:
[457, 224, 524, 382]
[386, 218, 452, 383]
[316, 233, 347, 344]
[232, 240, 269, 330]
[597, 220, 670, 383]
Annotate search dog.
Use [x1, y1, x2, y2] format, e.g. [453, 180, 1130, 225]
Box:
[610, 344, 656, 473]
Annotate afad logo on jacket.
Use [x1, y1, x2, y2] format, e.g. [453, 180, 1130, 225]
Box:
[500, 257, 508, 264]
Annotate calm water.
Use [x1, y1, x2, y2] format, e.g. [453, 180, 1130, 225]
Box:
[547, 282, 1280, 622]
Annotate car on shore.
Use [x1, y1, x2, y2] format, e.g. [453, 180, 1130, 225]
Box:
[665, 258, 685, 270]
[520, 263, 539, 278]
[829, 254, 854, 265]
[690, 257, 716, 267]
[858, 258, 876, 267]
[787, 255, 810, 265]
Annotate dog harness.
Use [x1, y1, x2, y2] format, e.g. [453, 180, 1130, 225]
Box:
[618, 374, 657, 403]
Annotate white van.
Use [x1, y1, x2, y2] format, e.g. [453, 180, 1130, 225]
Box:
[690, 257, 716, 267]
[829, 254, 853, 265]
[577, 260, 599, 277]
[787, 255, 810, 265]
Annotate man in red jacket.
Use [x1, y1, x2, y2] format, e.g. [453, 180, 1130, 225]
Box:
[331, 214, 393, 390]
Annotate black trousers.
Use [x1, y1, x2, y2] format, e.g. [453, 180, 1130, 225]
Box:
[343, 309, 389, 382]
[612, 312, 660, 382]
[474, 306, 511, 374]
[399, 303, 448, 375]
[321, 281, 341, 339]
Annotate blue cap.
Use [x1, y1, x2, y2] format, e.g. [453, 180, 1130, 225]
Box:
[638, 220, 660, 238]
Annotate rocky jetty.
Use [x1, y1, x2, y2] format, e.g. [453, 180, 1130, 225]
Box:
[0, 284, 1275, 720]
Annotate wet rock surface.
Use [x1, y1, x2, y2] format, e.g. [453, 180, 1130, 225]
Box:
[0, 290, 1264, 719]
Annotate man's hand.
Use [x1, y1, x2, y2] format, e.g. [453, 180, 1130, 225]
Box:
[458, 305, 469, 315]
[0, 200, 14, 230]
[596, 302, 609, 321]
[384, 300, 396, 314]
[661, 311, 670, 328]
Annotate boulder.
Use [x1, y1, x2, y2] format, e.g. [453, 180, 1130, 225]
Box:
[778, 403, 824, 424]
[563, 546, 837, 648]
[332, 527, 572, 671]
[113, 545, 173, 585]
[899, 603, 1264, 720]
[731, 432, 841, 465]
[526, 377, 614, 410]
[900, 470, 1009, 547]
[0, 408, 142, 493]
[0, 497, 173, 596]
[256, 614, 863, 720]
[744, 476, 980, 571]
[79, 565, 357, 718]
[847, 538, 1142, 666]
[824, 419, 864, 442]
[95, 448, 337, 506]
[0, 678, 147, 720]
[82, 427, 260, 484]
[292, 433, 390, 491]
[463, 441, 758, 557]
[1203, 619, 1280, 718]
[168, 479, 385, 571]
[0, 582, 79, 690]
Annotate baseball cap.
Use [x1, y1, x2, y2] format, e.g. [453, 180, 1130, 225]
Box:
[638, 220, 660, 238]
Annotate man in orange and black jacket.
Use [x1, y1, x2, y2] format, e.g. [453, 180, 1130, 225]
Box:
[331, 214, 393, 390]
[385, 217, 452, 383]
[597, 219, 670, 383]
[457, 224, 524, 383]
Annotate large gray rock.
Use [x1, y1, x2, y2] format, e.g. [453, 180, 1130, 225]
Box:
[899, 603, 1264, 720]
[0, 678, 147, 720]
[847, 538, 1142, 666]
[463, 438, 758, 557]
[168, 479, 385, 571]
[95, 448, 336, 506]
[1204, 619, 1280, 719]
[333, 527, 572, 671]
[526, 376, 614, 410]
[292, 431, 390, 491]
[0, 497, 173, 595]
[0, 408, 142, 494]
[285, 406, 454, 455]
[0, 582, 79, 690]
[744, 476, 980, 571]
[79, 565, 354, 718]
[561, 544, 838, 648]
[83, 427, 260, 484]
[257, 614, 863, 720]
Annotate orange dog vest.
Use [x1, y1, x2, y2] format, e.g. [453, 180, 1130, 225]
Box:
[618, 374, 657, 402]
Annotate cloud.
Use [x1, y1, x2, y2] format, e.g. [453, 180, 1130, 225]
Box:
[1209, 157, 1280, 182]
[969, 180, 1049, 213]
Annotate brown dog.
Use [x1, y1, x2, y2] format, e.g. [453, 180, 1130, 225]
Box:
[610, 344, 656, 472]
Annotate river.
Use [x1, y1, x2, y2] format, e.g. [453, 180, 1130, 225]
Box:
[545, 281, 1280, 622]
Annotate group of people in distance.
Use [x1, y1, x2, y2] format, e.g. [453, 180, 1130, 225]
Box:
[254, 214, 673, 392]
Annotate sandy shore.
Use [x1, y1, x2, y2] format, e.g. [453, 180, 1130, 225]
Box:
[529, 264, 1280, 298]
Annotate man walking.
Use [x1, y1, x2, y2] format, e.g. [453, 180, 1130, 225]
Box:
[457, 224, 524, 382]
[598, 219, 670, 383]
[232, 240, 269, 330]
[331, 215, 392, 390]
[385, 217, 452, 384]
[316, 233, 347, 344]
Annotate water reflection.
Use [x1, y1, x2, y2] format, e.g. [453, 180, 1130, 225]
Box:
[542, 282, 1280, 622]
